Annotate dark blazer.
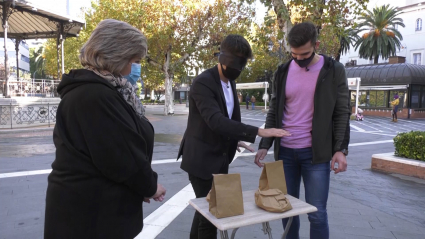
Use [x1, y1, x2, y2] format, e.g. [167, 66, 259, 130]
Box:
[178, 66, 258, 180]
[44, 70, 157, 239]
[259, 55, 350, 164]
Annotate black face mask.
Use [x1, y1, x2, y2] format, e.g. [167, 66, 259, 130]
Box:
[293, 52, 315, 68]
[220, 63, 241, 81]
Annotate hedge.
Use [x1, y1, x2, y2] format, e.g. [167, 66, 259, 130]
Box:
[394, 131, 425, 161]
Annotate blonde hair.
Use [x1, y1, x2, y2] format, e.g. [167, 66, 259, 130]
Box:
[79, 19, 147, 75]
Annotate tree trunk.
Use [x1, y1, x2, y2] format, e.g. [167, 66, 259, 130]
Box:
[272, 0, 292, 53]
[163, 50, 174, 115]
[374, 56, 379, 64]
[335, 48, 342, 62]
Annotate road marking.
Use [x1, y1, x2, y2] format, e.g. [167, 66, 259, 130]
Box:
[354, 121, 382, 132]
[0, 169, 52, 179]
[135, 184, 195, 239]
[351, 131, 397, 137]
[241, 117, 266, 122]
[349, 140, 393, 147]
[350, 124, 366, 132]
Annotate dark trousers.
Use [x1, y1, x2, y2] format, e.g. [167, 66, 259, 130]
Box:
[188, 175, 216, 239]
[246, 101, 249, 109]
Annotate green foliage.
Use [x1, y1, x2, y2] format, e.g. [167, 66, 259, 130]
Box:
[29, 46, 46, 79]
[354, 4, 405, 64]
[394, 131, 425, 161]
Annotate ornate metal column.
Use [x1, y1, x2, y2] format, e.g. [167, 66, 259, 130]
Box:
[2, 0, 12, 97]
[14, 38, 21, 81]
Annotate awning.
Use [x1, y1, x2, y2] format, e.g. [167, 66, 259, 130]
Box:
[0, 0, 85, 39]
[345, 63, 425, 86]
[348, 85, 409, 91]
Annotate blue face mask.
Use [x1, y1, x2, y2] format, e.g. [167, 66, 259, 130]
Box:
[124, 63, 141, 85]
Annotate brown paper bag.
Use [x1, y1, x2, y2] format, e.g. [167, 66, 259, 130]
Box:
[255, 189, 292, 213]
[206, 174, 244, 219]
[259, 160, 287, 194]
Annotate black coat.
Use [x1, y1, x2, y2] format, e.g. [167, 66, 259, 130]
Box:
[44, 69, 157, 239]
[259, 55, 350, 163]
[178, 66, 258, 180]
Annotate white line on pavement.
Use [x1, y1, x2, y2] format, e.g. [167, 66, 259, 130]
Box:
[241, 117, 266, 122]
[351, 131, 396, 137]
[349, 140, 393, 147]
[350, 124, 366, 132]
[0, 169, 52, 179]
[135, 184, 195, 239]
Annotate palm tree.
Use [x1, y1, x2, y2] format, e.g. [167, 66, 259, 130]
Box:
[335, 28, 359, 62]
[354, 5, 405, 64]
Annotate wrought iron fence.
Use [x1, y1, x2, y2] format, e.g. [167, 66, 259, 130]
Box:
[0, 103, 58, 129]
[0, 79, 60, 97]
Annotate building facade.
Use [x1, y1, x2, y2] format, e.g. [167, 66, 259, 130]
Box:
[0, 38, 30, 74]
[340, 0, 425, 66]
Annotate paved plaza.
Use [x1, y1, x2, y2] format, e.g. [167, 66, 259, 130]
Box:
[1, 104, 425, 239]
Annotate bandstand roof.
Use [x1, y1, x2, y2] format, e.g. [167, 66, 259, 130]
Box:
[0, 0, 85, 39]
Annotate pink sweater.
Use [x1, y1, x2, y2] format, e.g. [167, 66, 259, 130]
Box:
[280, 55, 324, 148]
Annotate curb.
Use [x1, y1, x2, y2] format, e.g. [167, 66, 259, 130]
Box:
[371, 152, 425, 179]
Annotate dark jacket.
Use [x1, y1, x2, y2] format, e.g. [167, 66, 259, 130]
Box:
[44, 69, 157, 239]
[178, 66, 258, 180]
[259, 55, 350, 164]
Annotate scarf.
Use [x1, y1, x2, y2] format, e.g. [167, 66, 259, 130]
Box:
[85, 66, 147, 121]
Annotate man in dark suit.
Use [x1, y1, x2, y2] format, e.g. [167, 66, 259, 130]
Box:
[177, 35, 290, 239]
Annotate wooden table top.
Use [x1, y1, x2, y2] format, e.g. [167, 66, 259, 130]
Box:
[189, 190, 317, 231]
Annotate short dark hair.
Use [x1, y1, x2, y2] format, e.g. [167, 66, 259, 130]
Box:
[220, 34, 253, 59]
[288, 22, 318, 48]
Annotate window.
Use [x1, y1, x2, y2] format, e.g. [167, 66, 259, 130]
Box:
[20, 55, 30, 63]
[413, 53, 422, 65]
[416, 18, 422, 31]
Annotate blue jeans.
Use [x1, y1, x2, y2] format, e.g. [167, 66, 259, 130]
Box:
[251, 102, 255, 110]
[279, 146, 330, 239]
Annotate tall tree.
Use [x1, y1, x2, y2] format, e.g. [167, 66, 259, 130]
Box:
[354, 4, 405, 64]
[335, 27, 359, 62]
[244, 0, 369, 54]
[43, 0, 253, 115]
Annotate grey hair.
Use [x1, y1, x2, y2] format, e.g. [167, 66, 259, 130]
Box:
[79, 19, 147, 75]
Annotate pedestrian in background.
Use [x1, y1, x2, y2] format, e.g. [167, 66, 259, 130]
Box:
[246, 94, 250, 109]
[44, 19, 166, 239]
[251, 95, 256, 110]
[390, 93, 400, 122]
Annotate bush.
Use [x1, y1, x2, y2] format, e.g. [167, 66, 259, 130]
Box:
[394, 131, 425, 161]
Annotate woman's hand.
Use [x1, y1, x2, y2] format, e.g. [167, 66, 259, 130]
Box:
[237, 141, 255, 153]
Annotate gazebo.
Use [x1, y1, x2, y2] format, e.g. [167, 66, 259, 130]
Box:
[345, 62, 425, 119]
[0, 0, 85, 97]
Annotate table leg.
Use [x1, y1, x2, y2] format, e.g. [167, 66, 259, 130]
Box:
[262, 222, 273, 239]
[281, 217, 293, 239]
[220, 230, 230, 239]
[230, 228, 239, 239]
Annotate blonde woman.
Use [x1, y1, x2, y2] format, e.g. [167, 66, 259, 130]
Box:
[44, 19, 166, 239]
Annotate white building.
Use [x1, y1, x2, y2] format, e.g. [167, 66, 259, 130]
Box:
[0, 39, 30, 73]
[340, 0, 425, 66]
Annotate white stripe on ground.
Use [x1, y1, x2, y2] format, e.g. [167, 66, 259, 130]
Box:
[350, 124, 366, 132]
[349, 140, 393, 147]
[136, 123, 265, 239]
[135, 184, 195, 239]
[241, 117, 266, 122]
[0, 169, 52, 179]
[351, 131, 397, 137]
